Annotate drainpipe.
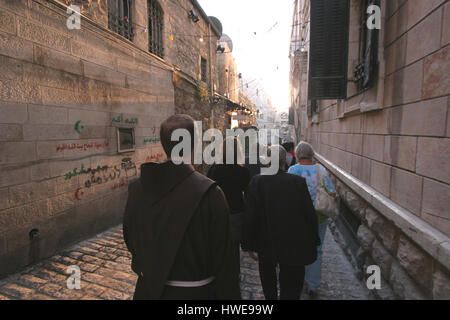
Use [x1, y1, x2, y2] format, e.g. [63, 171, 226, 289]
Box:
[208, 23, 215, 129]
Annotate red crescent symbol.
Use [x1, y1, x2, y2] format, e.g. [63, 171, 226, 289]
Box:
[75, 188, 82, 201]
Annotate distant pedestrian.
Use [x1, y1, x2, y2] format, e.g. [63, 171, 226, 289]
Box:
[123, 114, 240, 300]
[282, 142, 297, 169]
[244, 142, 265, 179]
[207, 137, 251, 272]
[242, 145, 320, 300]
[288, 141, 336, 299]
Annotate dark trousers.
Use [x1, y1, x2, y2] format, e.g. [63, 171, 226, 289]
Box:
[230, 213, 243, 274]
[258, 256, 305, 300]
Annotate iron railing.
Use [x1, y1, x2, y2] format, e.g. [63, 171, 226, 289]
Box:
[148, 0, 164, 58]
[108, 0, 133, 41]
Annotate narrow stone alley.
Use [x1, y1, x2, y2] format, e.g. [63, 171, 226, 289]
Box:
[0, 225, 369, 300]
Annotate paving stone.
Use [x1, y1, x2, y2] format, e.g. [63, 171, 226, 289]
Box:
[0, 294, 11, 300]
[95, 268, 137, 285]
[80, 254, 106, 266]
[0, 225, 371, 300]
[82, 283, 107, 297]
[95, 251, 118, 261]
[28, 269, 68, 284]
[36, 282, 84, 300]
[98, 288, 132, 300]
[0, 283, 35, 299]
[13, 274, 48, 290]
[103, 261, 133, 273]
[29, 293, 56, 300]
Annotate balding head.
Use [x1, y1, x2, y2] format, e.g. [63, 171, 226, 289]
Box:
[160, 114, 195, 157]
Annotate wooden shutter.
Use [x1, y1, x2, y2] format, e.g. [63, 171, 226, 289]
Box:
[308, 0, 350, 100]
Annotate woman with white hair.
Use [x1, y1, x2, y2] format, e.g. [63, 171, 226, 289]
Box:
[288, 141, 336, 299]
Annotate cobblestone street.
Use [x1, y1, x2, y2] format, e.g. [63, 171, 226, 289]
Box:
[240, 226, 370, 300]
[0, 225, 369, 300]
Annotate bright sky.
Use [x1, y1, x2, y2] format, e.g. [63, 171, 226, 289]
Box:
[198, 0, 293, 111]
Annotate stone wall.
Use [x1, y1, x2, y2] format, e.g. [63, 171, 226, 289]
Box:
[292, 0, 450, 299]
[162, 0, 220, 90]
[328, 172, 449, 299]
[0, 0, 220, 277]
[305, 0, 450, 236]
[173, 71, 230, 174]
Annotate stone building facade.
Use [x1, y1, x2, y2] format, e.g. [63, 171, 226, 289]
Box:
[216, 34, 239, 102]
[0, 0, 225, 277]
[290, 0, 449, 299]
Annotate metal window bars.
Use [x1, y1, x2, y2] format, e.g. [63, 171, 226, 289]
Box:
[108, 0, 133, 41]
[148, 0, 164, 58]
[353, 0, 379, 91]
[201, 57, 207, 83]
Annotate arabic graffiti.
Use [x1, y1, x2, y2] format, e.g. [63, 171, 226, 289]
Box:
[145, 152, 165, 163]
[143, 137, 161, 144]
[67, 158, 138, 200]
[83, 165, 121, 188]
[74, 120, 84, 134]
[111, 114, 139, 125]
[121, 157, 137, 177]
[57, 141, 109, 152]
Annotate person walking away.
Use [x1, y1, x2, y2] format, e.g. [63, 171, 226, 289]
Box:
[207, 137, 251, 273]
[244, 143, 265, 179]
[288, 141, 336, 299]
[123, 114, 240, 300]
[242, 145, 320, 300]
[282, 142, 297, 170]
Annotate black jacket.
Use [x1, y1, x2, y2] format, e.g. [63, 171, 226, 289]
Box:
[123, 162, 240, 299]
[207, 164, 251, 214]
[242, 171, 320, 266]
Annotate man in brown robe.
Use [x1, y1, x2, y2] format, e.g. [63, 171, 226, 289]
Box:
[123, 114, 240, 300]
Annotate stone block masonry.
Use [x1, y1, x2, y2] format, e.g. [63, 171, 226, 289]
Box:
[291, 0, 449, 299]
[0, 0, 221, 278]
[320, 155, 449, 300]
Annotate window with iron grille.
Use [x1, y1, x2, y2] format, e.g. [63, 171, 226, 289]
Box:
[201, 57, 207, 83]
[353, 0, 380, 92]
[108, 0, 133, 41]
[148, 0, 164, 58]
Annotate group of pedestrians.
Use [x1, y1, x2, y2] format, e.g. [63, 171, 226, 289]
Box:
[123, 114, 336, 300]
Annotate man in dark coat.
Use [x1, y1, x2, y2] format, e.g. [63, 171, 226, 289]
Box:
[242, 145, 320, 300]
[123, 114, 240, 300]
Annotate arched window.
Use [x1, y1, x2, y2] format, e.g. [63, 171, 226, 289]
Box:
[108, 0, 133, 41]
[148, 0, 164, 58]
